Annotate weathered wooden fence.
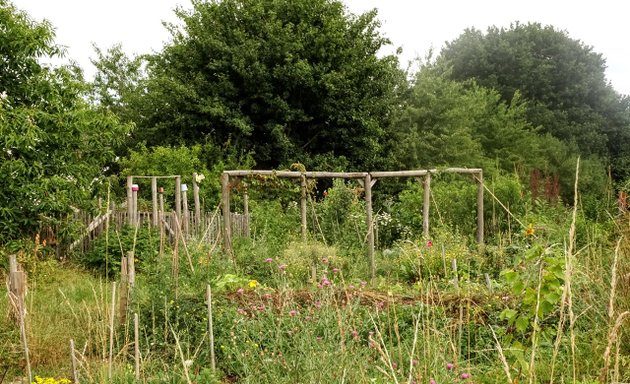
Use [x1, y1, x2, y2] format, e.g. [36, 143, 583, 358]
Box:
[70, 210, 249, 254]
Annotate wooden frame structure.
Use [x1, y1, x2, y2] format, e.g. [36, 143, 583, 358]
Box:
[221, 168, 484, 279]
[125, 174, 203, 233]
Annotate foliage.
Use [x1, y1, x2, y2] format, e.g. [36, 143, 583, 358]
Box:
[438, 22, 630, 180]
[0, 1, 130, 245]
[119, 143, 223, 209]
[80, 224, 159, 278]
[117, 0, 404, 170]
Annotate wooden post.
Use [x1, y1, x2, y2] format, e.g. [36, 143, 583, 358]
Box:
[193, 173, 201, 230]
[151, 177, 158, 227]
[70, 339, 79, 384]
[127, 176, 133, 226]
[423, 173, 431, 237]
[132, 186, 139, 227]
[207, 285, 216, 371]
[175, 176, 182, 227]
[452, 259, 459, 289]
[108, 282, 116, 380]
[243, 182, 250, 238]
[364, 174, 375, 280]
[182, 187, 189, 237]
[119, 256, 129, 324]
[159, 188, 165, 256]
[8, 255, 26, 322]
[476, 171, 484, 244]
[300, 175, 307, 242]
[127, 251, 135, 287]
[221, 172, 232, 255]
[134, 313, 140, 381]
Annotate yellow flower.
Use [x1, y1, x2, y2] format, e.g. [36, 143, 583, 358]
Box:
[525, 223, 535, 237]
[249, 280, 258, 288]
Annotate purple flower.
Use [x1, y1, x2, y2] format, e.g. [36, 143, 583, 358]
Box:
[430, 379, 437, 384]
[236, 288, 244, 295]
[264, 257, 273, 263]
[289, 310, 297, 317]
[446, 362, 454, 370]
[321, 257, 329, 264]
[460, 373, 470, 380]
[314, 300, 322, 309]
[332, 267, 340, 274]
[320, 277, 331, 287]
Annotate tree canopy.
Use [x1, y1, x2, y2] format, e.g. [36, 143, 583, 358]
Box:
[438, 22, 630, 180]
[0, 1, 130, 244]
[119, 0, 404, 171]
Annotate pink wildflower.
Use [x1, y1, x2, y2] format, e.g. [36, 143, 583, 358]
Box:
[446, 362, 454, 370]
[236, 288, 244, 295]
[314, 300, 322, 309]
[460, 373, 470, 380]
[430, 379, 437, 384]
[321, 257, 329, 264]
[289, 310, 297, 317]
[264, 257, 273, 263]
[351, 329, 359, 339]
[427, 240, 433, 248]
[332, 267, 340, 274]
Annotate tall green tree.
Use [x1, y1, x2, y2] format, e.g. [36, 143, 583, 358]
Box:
[389, 66, 548, 174]
[118, 0, 404, 170]
[0, 1, 130, 244]
[438, 22, 630, 179]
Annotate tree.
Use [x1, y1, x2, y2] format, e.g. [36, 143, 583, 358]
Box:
[389, 65, 547, 174]
[0, 1, 130, 244]
[438, 22, 630, 180]
[119, 0, 404, 170]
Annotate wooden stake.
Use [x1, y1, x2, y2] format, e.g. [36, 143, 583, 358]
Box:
[70, 339, 79, 384]
[182, 188, 189, 237]
[193, 172, 201, 230]
[127, 251, 135, 288]
[127, 176, 133, 226]
[243, 183, 250, 238]
[364, 174, 375, 280]
[422, 173, 431, 237]
[207, 285, 216, 371]
[221, 172, 232, 256]
[108, 282, 116, 380]
[300, 175, 307, 242]
[151, 177, 158, 227]
[452, 259, 459, 289]
[159, 190, 165, 257]
[476, 171, 484, 244]
[134, 313, 140, 381]
[175, 176, 182, 225]
[119, 257, 129, 324]
[19, 298, 32, 384]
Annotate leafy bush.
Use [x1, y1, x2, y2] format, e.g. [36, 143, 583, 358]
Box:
[80, 224, 159, 278]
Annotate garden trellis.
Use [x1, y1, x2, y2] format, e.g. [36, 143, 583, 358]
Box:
[221, 168, 484, 279]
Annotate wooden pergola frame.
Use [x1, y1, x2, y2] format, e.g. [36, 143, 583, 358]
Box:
[221, 168, 484, 279]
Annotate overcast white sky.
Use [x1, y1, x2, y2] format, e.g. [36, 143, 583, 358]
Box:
[11, 0, 630, 96]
